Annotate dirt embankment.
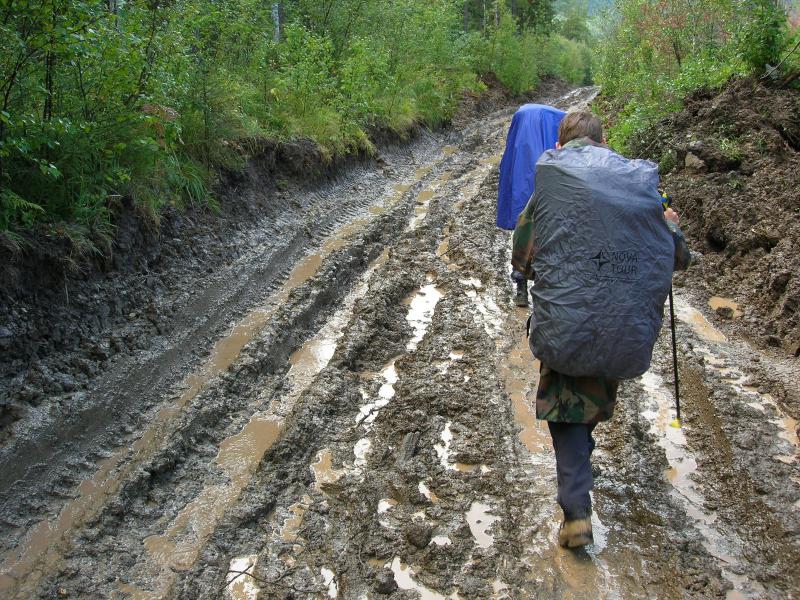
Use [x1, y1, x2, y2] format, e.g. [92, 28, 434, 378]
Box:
[0, 75, 571, 440]
[631, 79, 800, 354]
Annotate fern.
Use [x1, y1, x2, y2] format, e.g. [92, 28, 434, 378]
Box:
[0, 189, 45, 230]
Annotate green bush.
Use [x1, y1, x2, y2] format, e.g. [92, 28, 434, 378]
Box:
[732, 0, 787, 71]
[595, 0, 793, 153]
[487, 6, 541, 94]
[2, 0, 583, 242]
[540, 34, 593, 85]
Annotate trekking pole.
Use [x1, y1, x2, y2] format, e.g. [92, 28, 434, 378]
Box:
[661, 192, 682, 428]
[668, 286, 681, 428]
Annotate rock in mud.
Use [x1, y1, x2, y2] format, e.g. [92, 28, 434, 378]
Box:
[396, 431, 420, 465]
[374, 568, 398, 594]
[52, 373, 78, 392]
[684, 152, 706, 171]
[404, 522, 433, 549]
[715, 306, 734, 320]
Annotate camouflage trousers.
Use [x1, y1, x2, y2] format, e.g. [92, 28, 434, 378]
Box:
[536, 364, 618, 425]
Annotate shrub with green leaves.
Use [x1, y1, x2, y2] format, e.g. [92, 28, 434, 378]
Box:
[595, 0, 793, 153]
[540, 34, 593, 85]
[1, 0, 595, 246]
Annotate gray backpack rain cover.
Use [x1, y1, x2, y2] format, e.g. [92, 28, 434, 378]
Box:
[529, 144, 674, 379]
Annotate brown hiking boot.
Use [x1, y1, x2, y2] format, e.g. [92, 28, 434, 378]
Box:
[558, 516, 593, 549]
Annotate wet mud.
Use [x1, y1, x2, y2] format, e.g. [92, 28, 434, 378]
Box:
[630, 79, 800, 363]
[2, 83, 799, 599]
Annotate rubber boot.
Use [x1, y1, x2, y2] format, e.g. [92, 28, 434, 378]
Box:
[513, 279, 529, 307]
[558, 516, 593, 549]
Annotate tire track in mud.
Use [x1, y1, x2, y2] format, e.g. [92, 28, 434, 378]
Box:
[178, 84, 794, 599]
[5, 84, 799, 599]
[0, 87, 589, 598]
[0, 135, 442, 556]
[166, 86, 725, 599]
[650, 296, 800, 597]
[0, 129, 444, 596]
[161, 86, 685, 599]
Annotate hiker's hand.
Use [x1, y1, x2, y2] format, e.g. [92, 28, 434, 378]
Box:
[664, 208, 680, 225]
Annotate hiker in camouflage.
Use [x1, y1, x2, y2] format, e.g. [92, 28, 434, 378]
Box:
[512, 111, 690, 549]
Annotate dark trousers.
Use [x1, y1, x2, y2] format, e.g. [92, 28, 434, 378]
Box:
[548, 421, 596, 520]
[511, 268, 526, 283]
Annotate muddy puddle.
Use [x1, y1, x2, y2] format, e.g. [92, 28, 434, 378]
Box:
[278, 496, 311, 543]
[287, 335, 336, 387]
[418, 480, 440, 503]
[415, 166, 433, 179]
[355, 359, 397, 427]
[482, 153, 503, 166]
[310, 448, 345, 492]
[500, 318, 548, 455]
[709, 296, 742, 318]
[433, 420, 483, 473]
[408, 188, 435, 230]
[225, 554, 260, 600]
[0, 182, 399, 596]
[466, 501, 500, 548]
[539, 506, 616, 600]
[320, 567, 338, 598]
[353, 437, 372, 469]
[142, 415, 281, 571]
[640, 370, 764, 598]
[405, 283, 444, 351]
[519, 477, 617, 596]
[369, 172, 435, 217]
[675, 299, 727, 343]
[390, 557, 460, 600]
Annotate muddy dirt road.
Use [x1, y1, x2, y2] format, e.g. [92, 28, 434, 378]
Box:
[2, 86, 799, 599]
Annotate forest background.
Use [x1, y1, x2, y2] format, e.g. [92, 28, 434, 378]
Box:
[0, 0, 797, 247]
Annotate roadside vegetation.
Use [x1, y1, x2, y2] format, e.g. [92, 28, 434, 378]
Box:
[0, 0, 593, 245]
[594, 0, 800, 153]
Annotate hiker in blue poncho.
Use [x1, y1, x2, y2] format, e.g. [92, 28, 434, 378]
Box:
[497, 104, 565, 307]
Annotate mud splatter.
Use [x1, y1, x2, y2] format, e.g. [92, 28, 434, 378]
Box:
[465, 501, 500, 548]
[225, 555, 259, 600]
[406, 284, 444, 351]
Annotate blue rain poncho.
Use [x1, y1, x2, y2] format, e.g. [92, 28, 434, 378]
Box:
[496, 104, 566, 230]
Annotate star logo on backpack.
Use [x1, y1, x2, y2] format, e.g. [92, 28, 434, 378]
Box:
[591, 251, 609, 271]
